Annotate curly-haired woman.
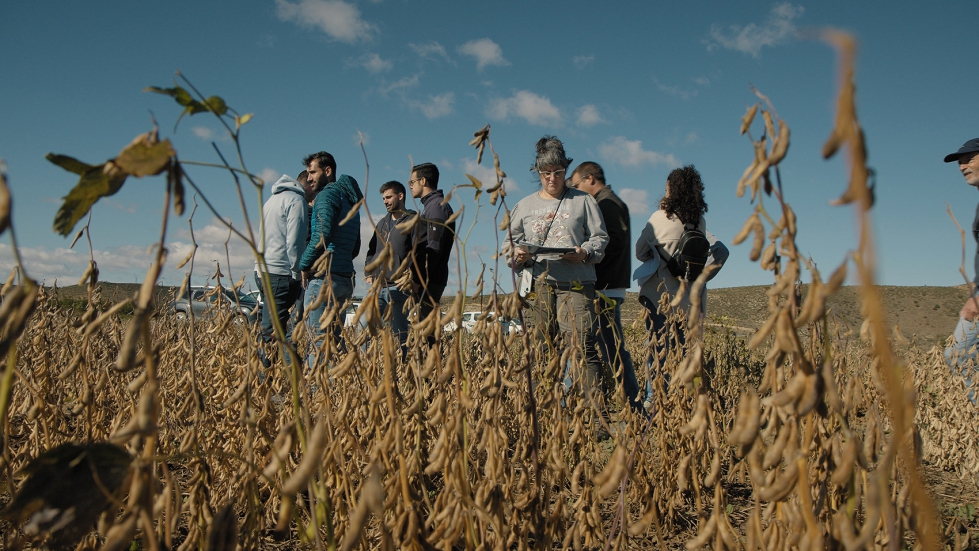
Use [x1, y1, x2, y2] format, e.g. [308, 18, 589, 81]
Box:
[635, 165, 728, 379]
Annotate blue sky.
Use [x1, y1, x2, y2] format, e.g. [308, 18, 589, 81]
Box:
[1, 1, 976, 294]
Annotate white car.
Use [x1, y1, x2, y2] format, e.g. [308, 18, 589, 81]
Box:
[343, 300, 365, 328]
[444, 311, 521, 334]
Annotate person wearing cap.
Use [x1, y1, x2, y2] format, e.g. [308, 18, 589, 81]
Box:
[943, 137, 979, 402]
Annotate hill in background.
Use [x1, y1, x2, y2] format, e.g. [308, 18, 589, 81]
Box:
[50, 282, 968, 346]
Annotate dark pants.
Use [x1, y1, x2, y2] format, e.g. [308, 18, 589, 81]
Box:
[377, 285, 410, 359]
[255, 272, 301, 344]
[640, 295, 685, 389]
[597, 294, 642, 412]
[416, 284, 445, 347]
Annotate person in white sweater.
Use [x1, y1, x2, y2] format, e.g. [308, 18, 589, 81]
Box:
[255, 172, 316, 352]
[635, 165, 728, 376]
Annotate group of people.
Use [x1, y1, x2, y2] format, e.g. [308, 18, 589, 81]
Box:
[251, 135, 979, 412]
[506, 136, 727, 414]
[253, 152, 454, 365]
[251, 137, 732, 418]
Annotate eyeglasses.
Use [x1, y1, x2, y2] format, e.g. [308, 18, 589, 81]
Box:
[538, 169, 566, 179]
[408, 178, 422, 186]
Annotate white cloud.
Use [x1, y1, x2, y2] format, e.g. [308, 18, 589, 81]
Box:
[355, 52, 392, 73]
[618, 188, 651, 216]
[409, 92, 455, 119]
[598, 137, 680, 169]
[257, 168, 281, 187]
[168, 219, 257, 287]
[685, 132, 698, 144]
[103, 199, 138, 214]
[572, 55, 594, 70]
[487, 91, 561, 127]
[707, 2, 804, 57]
[462, 158, 520, 195]
[693, 77, 710, 86]
[654, 78, 698, 101]
[275, 0, 377, 44]
[192, 126, 215, 140]
[576, 104, 606, 128]
[378, 74, 419, 96]
[0, 217, 258, 290]
[458, 38, 510, 71]
[410, 41, 452, 63]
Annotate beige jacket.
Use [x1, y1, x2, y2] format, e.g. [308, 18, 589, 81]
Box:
[635, 210, 726, 316]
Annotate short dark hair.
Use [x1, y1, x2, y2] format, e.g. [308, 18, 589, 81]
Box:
[380, 180, 406, 196]
[302, 151, 336, 173]
[412, 163, 439, 188]
[572, 161, 605, 184]
[297, 170, 308, 183]
[660, 165, 708, 226]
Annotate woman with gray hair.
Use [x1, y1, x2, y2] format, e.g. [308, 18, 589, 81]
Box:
[505, 136, 610, 424]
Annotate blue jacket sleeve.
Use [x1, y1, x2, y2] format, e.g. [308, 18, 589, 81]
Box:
[300, 187, 340, 271]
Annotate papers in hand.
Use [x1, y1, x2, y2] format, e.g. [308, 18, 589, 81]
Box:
[516, 241, 576, 255]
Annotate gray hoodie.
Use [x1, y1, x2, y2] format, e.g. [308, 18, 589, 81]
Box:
[255, 175, 308, 279]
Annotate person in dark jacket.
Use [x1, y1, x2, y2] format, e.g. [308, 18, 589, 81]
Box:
[365, 180, 416, 357]
[571, 161, 642, 413]
[299, 151, 363, 358]
[407, 163, 454, 341]
[943, 138, 979, 402]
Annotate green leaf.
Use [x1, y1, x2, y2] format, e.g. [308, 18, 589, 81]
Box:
[53, 163, 127, 236]
[203, 95, 227, 115]
[116, 135, 174, 177]
[235, 113, 253, 131]
[45, 153, 96, 175]
[147, 85, 209, 129]
[145, 85, 195, 107]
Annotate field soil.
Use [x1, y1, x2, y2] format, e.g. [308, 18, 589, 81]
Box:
[463, 284, 968, 346]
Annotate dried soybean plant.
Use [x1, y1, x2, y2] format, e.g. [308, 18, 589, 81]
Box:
[702, 31, 943, 551]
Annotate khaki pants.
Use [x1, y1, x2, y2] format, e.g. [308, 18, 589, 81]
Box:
[527, 282, 603, 402]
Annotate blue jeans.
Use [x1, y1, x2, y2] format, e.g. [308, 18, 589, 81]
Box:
[304, 273, 355, 366]
[640, 296, 684, 392]
[945, 316, 978, 403]
[377, 285, 409, 359]
[597, 294, 642, 412]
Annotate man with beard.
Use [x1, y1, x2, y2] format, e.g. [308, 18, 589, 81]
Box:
[299, 151, 363, 359]
[365, 180, 416, 358]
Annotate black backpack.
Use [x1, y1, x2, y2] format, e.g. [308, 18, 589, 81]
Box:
[666, 224, 711, 281]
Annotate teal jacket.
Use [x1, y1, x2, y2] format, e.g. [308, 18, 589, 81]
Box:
[299, 174, 363, 275]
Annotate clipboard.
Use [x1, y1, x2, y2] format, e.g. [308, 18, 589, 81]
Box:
[516, 241, 576, 255]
